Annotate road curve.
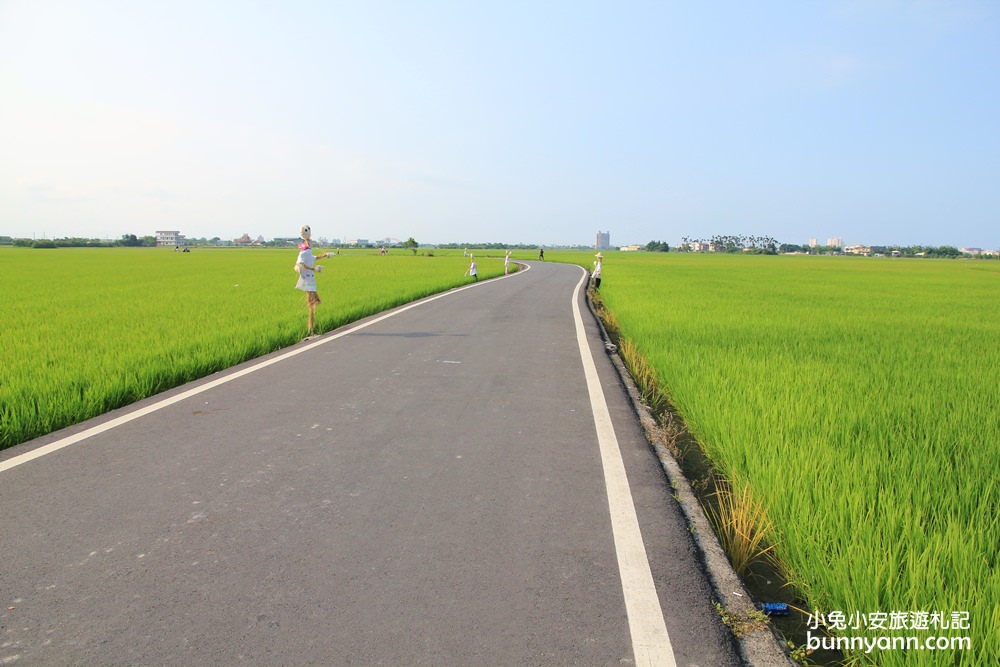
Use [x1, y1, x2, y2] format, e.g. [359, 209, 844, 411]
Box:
[0, 260, 739, 666]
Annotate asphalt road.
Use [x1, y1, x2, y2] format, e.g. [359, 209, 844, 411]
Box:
[0, 260, 739, 666]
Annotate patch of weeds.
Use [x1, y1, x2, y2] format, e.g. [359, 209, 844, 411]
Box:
[786, 640, 817, 665]
[712, 601, 770, 639]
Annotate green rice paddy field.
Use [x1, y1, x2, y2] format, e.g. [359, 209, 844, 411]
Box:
[2, 246, 997, 664]
[555, 251, 998, 666]
[0, 246, 503, 449]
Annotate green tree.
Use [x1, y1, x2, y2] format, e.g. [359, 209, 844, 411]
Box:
[403, 237, 419, 255]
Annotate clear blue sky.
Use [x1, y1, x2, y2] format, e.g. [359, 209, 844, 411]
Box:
[2, 0, 998, 248]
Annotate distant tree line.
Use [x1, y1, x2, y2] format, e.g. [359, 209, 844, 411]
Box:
[779, 243, 836, 254]
[8, 234, 237, 248]
[874, 245, 972, 258]
[657, 238, 994, 259]
[673, 235, 779, 254]
[779, 243, 991, 258]
[6, 235, 992, 259]
[7, 234, 158, 248]
[435, 242, 591, 250]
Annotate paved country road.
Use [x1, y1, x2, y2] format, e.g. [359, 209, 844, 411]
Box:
[1, 261, 740, 666]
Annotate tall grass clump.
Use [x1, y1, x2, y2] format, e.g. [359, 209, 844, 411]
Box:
[549, 250, 999, 666]
[0, 247, 501, 450]
[704, 480, 779, 579]
[617, 337, 662, 410]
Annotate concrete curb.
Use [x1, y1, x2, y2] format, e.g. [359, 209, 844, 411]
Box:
[585, 291, 794, 667]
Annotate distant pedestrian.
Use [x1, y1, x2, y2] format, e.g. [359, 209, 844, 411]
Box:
[504, 250, 511, 275]
[294, 224, 334, 337]
[592, 252, 603, 289]
[538, 248, 544, 261]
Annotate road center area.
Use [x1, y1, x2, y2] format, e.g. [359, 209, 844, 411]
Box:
[0, 261, 737, 665]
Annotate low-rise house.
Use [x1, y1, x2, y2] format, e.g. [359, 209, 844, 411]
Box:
[156, 230, 185, 247]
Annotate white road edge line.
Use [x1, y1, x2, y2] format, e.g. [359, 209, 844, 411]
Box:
[0, 266, 529, 474]
[571, 267, 677, 667]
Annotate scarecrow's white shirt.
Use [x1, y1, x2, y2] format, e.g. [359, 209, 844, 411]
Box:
[296, 247, 317, 291]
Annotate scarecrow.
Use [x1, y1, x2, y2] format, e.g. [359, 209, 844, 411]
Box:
[294, 225, 334, 337]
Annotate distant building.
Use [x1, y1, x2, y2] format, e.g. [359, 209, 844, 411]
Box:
[619, 245, 642, 252]
[595, 230, 611, 250]
[809, 238, 818, 248]
[960, 247, 983, 255]
[827, 237, 844, 248]
[845, 244, 871, 256]
[156, 230, 185, 247]
[234, 233, 253, 245]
